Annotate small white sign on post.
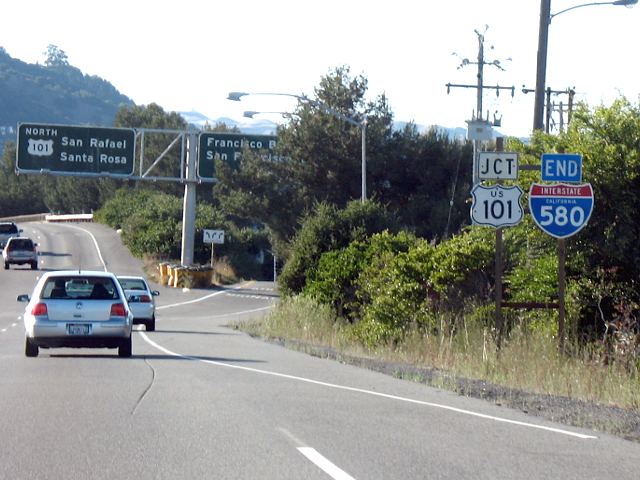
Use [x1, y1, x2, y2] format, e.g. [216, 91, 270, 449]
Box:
[203, 229, 224, 244]
[477, 152, 519, 180]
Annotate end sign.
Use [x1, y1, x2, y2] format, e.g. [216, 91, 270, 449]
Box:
[541, 153, 582, 182]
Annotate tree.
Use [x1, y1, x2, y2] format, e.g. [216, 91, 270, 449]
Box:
[43, 45, 69, 67]
[563, 98, 640, 285]
[0, 142, 47, 215]
[216, 66, 395, 246]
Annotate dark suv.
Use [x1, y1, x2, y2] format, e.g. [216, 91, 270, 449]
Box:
[0, 222, 21, 248]
[3, 237, 38, 270]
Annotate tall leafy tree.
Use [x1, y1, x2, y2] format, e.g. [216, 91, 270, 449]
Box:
[563, 98, 640, 283]
[43, 45, 69, 67]
[216, 66, 394, 247]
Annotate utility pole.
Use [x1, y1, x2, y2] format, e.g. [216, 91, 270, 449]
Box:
[523, 86, 575, 133]
[447, 26, 514, 185]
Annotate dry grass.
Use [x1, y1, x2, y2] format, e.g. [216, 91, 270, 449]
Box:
[240, 296, 640, 410]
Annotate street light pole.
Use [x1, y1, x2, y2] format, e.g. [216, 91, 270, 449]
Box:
[533, 0, 638, 131]
[228, 91, 368, 202]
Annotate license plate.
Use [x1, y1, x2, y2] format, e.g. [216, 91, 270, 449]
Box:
[67, 324, 91, 335]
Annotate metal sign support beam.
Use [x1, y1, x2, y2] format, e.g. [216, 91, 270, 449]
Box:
[181, 132, 198, 266]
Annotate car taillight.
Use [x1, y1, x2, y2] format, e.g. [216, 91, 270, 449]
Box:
[110, 303, 126, 317]
[31, 303, 48, 316]
[139, 295, 152, 303]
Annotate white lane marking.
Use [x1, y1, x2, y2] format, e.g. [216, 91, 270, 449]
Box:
[53, 224, 595, 440]
[298, 447, 356, 480]
[138, 331, 597, 440]
[156, 289, 228, 309]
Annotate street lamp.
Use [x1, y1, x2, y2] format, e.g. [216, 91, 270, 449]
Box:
[228, 91, 368, 202]
[533, 0, 637, 131]
[243, 111, 292, 119]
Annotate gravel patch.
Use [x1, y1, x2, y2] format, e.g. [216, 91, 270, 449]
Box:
[268, 337, 640, 443]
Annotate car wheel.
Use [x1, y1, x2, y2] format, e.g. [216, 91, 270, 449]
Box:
[31, 261, 38, 270]
[118, 336, 132, 358]
[146, 316, 156, 332]
[25, 337, 38, 357]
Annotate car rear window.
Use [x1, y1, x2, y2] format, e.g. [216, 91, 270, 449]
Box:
[119, 278, 147, 290]
[0, 224, 18, 234]
[8, 239, 33, 249]
[42, 276, 118, 300]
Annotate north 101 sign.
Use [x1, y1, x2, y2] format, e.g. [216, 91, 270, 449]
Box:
[529, 183, 594, 238]
[470, 184, 524, 227]
[17, 123, 136, 176]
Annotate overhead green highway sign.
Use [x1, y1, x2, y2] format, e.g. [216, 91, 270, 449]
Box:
[197, 132, 278, 179]
[17, 123, 136, 177]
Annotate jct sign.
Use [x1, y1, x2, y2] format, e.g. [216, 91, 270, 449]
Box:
[529, 183, 594, 238]
[477, 152, 519, 180]
[17, 123, 135, 177]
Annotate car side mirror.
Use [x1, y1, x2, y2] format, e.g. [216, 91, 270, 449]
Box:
[152, 291, 160, 296]
[17, 294, 30, 302]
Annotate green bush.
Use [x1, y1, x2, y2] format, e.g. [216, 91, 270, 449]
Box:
[303, 230, 418, 321]
[96, 188, 273, 279]
[429, 227, 495, 307]
[278, 200, 398, 296]
[354, 240, 436, 347]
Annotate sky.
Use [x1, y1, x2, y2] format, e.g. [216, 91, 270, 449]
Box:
[2, 0, 639, 138]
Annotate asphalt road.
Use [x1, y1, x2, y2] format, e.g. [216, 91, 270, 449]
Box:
[1, 221, 639, 479]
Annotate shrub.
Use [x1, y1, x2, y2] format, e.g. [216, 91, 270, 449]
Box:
[303, 230, 418, 321]
[278, 200, 397, 296]
[354, 240, 436, 347]
[429, 226, 495, 308]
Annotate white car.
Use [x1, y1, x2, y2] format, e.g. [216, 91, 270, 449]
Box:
[17, 270, 134, 357]
[117, 275, 159, 331]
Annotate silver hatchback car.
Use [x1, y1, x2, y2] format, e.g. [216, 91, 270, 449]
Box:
[18, 270, 134, 357]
